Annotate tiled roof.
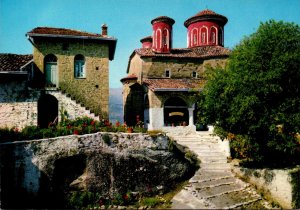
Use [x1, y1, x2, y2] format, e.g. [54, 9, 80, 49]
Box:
[0, 53, 33, 72]
[27, 27, 117, 61]
[135, 46, 230, 59]
[140, 36, 153, 43]
[151, 16, 175, 25]
[143, 78, 205, 91]
[27, 27, 103, 38]
[184, 9, 228, 27]
[120, 74, 138, 82]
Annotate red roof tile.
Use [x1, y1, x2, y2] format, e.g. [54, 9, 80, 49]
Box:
[27, 27, 103, 38]
[120, 74, 138, 82]
[140, 36, 153, 43]
[143, 78, 205, 91]
[184, 9, 228, 27]
[151, 16, 175, 25]
[0, 53, 33, 72]
[135, 45, 230, 59]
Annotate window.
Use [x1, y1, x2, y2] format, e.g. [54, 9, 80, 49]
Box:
[165, 70, 171, 78]
[74, 54, 85, 78]
[193, 34, 197, 45]
[202, 32, 206, 44]
[211, 32, 216, 44]
[192, 71, 198, 78]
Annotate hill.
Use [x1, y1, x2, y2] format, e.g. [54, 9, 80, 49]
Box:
[109, 87, 123, 123]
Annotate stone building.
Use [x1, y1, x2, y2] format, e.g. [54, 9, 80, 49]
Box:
[121, 9, 230, 131]
[0, 25, 117, 129]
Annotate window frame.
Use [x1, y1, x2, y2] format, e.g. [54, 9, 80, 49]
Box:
[165, 70, 171, 78]
[74, 54, 86, 79]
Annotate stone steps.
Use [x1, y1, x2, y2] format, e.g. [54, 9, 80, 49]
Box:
[169, 132, 273, 209]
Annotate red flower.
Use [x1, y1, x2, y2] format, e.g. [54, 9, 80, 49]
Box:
[73, 130, 79, 135]
[115, 121, 120, 127]
[91, 120, 95, 125]
[67, 124, 72, 130]
[123, 194, 129, 200]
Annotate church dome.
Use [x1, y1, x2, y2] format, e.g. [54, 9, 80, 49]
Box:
[184, 9, 228, 27]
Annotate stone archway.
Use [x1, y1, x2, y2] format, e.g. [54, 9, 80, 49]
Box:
[38, 94, 58, 128]
[164, 97, 189, 126]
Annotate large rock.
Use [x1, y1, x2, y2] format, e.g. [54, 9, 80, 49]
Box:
[0, 132, 196, 208]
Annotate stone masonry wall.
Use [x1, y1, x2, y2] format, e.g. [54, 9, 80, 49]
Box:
[0, 80, 40, 129]
[33, 40, 109, 118]
[232, 166, 300, 209]
[142, 57, 227, 79]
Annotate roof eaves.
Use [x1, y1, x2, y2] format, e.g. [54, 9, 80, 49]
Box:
[26, 32, 117, 41]
[0, 71, 28, 75]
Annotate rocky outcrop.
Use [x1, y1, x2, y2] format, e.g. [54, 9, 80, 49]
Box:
[0, 132, 196, 209]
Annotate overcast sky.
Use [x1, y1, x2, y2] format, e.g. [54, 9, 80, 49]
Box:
[1, 0, 300, 88]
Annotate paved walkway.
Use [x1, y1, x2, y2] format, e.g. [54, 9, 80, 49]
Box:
[168, 132, 273, 209]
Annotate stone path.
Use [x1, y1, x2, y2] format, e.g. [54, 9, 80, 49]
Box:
[169, 131, 273, 209]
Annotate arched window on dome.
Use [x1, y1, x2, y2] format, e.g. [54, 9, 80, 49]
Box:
[74, 54, 86, 78]
[210, 26, 218, 45]
[200, 26, 208, 45]
[155, 29, 162, 49]
[162, 28, 169, 51]
[218, 28, 223, 46]
[191, 28, 198, 46]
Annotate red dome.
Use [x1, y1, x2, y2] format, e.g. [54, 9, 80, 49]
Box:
[184, 9, 228, 27]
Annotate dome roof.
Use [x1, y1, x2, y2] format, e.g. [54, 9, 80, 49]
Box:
[184, 9, 228, 27]
[151, 16, 175, 25]
[140, 36, 152, 43]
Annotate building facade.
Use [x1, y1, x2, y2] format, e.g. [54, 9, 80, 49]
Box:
[121, 9, 230, 131]
[0, 25, 117, 129]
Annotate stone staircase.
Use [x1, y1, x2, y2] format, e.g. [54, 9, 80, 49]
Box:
[46, 89, 99, 121]
[169, 132, 273, 209]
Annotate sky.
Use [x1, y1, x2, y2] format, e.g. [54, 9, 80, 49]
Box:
[1, 0, 300, 88]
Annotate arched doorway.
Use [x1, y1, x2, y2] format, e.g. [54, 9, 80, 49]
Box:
[44, 54, 58, 87]
[124, 83, 144, 126]
[164, 97, 189, 126]
[38, 94, 58, 128]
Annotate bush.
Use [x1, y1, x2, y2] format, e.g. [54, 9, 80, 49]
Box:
[197, 20, 300, 163]
[0, 117, 147, 143]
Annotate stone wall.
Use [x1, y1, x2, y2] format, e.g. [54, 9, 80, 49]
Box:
[141, 57, 227, 79]
[0, 78, 40, 128]
[232, 166, 300, 209]
[0, 132, 196, 208]
[33, 39, 109, 118]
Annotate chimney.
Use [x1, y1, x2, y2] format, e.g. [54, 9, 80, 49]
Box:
[101, 24, 108, 36]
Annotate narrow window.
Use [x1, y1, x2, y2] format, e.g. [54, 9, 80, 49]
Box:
[211, 32, 216, 44]
[74, 54, 86, 78]
[193, 34, 197, 45]
[165, 70, 171, 78]
[202, 32, 206, 44]
[192, 71, 198, 78]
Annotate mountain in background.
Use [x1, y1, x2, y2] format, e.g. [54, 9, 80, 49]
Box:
[109, 87, 123, 123]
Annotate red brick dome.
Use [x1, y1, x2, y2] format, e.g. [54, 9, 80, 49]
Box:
[184, 9, 228, 27]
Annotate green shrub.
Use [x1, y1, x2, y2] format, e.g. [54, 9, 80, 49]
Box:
[140, 197, 162, 208]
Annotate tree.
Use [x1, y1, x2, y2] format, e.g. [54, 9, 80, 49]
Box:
[198, 20, 300, 163]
